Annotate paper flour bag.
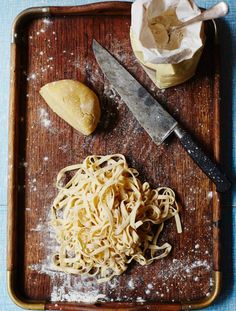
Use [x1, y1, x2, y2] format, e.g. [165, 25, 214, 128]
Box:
[130, 0, 205, 89]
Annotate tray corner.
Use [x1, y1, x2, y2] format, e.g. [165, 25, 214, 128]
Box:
[7, 270, 45, 310]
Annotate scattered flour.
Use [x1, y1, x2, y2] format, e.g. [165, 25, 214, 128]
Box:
[147, 283, 154, 289]
[31, 224, 43, 232]
[157, 258, 211, 281]
[39, 108, 51, 128]
[108, 278, 119, 289]
[50, 273, 106, 303]
[29, 221, 105, 303]
[128, 279, 135, 289]
[27, 73, 37, 81]
[43, 18, 53, 25]
[51, 289, 105, 303]
[58, 144, 69, 153]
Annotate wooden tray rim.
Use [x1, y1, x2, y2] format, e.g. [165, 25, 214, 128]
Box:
[7, 2, 221, 310]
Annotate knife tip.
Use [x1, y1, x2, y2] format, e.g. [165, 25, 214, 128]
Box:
[92, 39, 101, 53]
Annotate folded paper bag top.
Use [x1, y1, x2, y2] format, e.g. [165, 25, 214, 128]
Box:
[130, 0, 205, 89]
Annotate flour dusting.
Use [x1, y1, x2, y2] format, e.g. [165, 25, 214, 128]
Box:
[39, 108, 51, 128]
[29, 219, 106, 303]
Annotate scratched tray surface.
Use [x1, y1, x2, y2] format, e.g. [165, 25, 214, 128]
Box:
[13, 4, 218, 307]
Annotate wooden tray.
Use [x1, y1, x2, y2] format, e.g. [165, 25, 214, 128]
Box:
[7, 2, 221, 310]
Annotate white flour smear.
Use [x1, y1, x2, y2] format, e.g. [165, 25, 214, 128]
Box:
[29, 214, 213, 304]
[29, 220, 106, 303]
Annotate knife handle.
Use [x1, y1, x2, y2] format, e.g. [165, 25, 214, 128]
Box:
[174, 125, 231, 193]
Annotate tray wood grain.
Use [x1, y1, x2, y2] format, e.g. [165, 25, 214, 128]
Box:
[8, 2, 221, 310]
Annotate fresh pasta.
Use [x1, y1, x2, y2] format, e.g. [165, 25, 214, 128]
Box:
[50, 154, 182, 282]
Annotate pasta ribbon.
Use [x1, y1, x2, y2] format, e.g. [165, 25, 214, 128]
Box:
[51, 154, 182, 282]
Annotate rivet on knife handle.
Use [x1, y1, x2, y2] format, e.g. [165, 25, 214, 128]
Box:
[174, 125, 231, 192]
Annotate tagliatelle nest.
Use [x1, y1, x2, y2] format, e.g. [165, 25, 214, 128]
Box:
[50, 154, 182, 283]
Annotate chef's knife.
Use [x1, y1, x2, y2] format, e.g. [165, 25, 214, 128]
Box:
[93, 40, 231, 193]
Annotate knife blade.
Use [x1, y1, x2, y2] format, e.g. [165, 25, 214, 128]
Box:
[93, 40, 231, 193]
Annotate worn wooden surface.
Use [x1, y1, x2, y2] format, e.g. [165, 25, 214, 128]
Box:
[8, 2, 221, 309]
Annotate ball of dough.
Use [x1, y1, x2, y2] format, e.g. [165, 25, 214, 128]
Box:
[39, 79, 101, 135]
